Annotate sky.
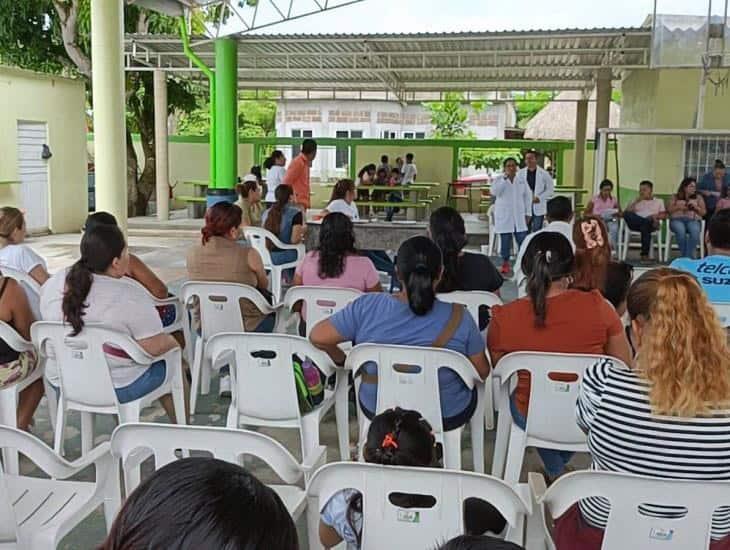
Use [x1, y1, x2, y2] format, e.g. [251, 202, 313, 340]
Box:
[225, 0, 716, 35]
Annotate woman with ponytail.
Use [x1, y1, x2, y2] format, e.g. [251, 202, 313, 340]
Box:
[263, 150, 286, 205]
[554, 268, 730, 550]
[262, 185, 306, 265]
[40, 225, 182, 418]
[571, 214, 611, 292]
[488, 232, 631, 481]
[319, 408, 507, 549]
[311, 236, 489, 430]
[429, 206, 503, 329]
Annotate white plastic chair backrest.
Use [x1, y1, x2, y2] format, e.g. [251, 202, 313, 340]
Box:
[1, 266, 42, 320]
[436, 291, 502, 327]
[180, 281, 268, 340]
[308, 462, 529, 550]
[283, 286, 362, 337]
[243, 226, 276, 265]
[497, 352, 627, 445]
[713, 303, 730, 328]
[31, 321, 151, 408]
[206, 332, 334, 422]
[0, 454, 18, 542]
[346, 344, 480, 438]
[543, 470, 730, 549]
[110, 423, 304, 493]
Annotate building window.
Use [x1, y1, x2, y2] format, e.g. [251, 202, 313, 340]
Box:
[291, 129, 312, 158]
[381, 130, 397, 139]
[684, 137, 730, 180]
[335, 130, 362, 169]
[416, 132, 426, 139]
[403, 131, 425, 139]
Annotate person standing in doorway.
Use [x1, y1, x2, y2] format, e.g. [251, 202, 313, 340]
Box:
[282, 138, 317, 211]
[516, 150, 554, 233]
[492, 157, 532, 275]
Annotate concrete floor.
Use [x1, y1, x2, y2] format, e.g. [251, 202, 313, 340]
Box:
[19, 220, 589, 549]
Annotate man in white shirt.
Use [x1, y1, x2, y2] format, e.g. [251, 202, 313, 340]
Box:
[514, 196, 575, 294]
[401, 152, 418, 184]
[516, 150, 554, 233]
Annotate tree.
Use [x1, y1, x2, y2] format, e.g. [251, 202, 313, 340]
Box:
[177, 90, 277, 138]
[423, 92, 484, 139]
[513, 91, 551, 128]
[0, 0, 198, 215]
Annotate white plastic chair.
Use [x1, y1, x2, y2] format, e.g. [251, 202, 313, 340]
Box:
[306, 462, 530, 550]
[529, 470, 730, 550]
[30, 322, 186, 462]
[110, 423, 326, 519]
[206, 332, 346, 462]
[244, 226, 305, 304]
[284, 286, 362, 460]
[180, 281, 281, 414]
[437, 291, 502, 431]
[713, 303, 730, 328]
[0, 426, 120, 550]
[620, 218, 665, 261]
[0, 266, 42, 321]
[124, 277, 185, 335]
[487, 205, 516, 258]
[0, 321, 42, 475]
[492, 352, 628, 483]
[664, 218, 706, 261]
[346, 343, 486, 473]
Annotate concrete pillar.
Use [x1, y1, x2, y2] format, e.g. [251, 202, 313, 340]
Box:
[209, 38, 238, 206]
[90, 0, 127, 229]
[154, 70, 170, 221]
[595, 69, 612, 141]
[573, 99, 589, 188]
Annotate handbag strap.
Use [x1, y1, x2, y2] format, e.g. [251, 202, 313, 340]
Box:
[431, 303, 464, 348]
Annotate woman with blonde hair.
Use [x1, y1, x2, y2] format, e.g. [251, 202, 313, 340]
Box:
[571, 215, 611, 292]
[0, 207, 50, 286]
[554, 268, 730, 550]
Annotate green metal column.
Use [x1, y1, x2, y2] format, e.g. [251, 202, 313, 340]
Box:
[210, 37, 238, 204]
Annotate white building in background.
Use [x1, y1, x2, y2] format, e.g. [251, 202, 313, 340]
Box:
[274, 99, 515, 180]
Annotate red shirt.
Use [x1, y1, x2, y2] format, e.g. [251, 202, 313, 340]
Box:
[282, 153, 311, 209]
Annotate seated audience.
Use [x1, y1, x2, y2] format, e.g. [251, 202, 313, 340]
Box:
[311, 236, 489, 429]
[553, 268, 730, 550]
[572, 215, 611, 292]
[430, 206, 503, 329]
[668, 176, 706, 259]
[41, 225, 183, 421]
[585, 179, 621, 249]
[622, 180, 666, 261]
[488, 232, 632, 481]
[100, 457, 298, 550]
[672, 208, 730, 303]
[322, 179, 359, 220]
[262, 185, 306, 265]
[438, 536, 524, 550]
[601, 261, 633, 317]
[235, 174, 264, 227]
[263, 150, 287, 206]
[700, 159, 730, 219]
[0, 272, 41, 431]
[0, 206, 50, 286]
[514, 196, 574, 291]
[319, 408, 506, 549]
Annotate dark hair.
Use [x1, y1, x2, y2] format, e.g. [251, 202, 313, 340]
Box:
[238, 180, 258, 199]
[639, 179, 654, 189]
[602, 261, 633, 310]
[263, 185, 294, 237]
[63, 225, 126, 336]
[429, 207, 467, 293]
[83, 211, 118, 232]
[524, 150, 537, 159]
[396, 236, 443, 315]
[250, 165, 262, 183]
[522, 232, 574, 327]
[330, 179, 355, 202]
[357, 163, 376, 179]
[317, 213, 356, 279]
[406, 153, 414, 162]
[715, 159, 726, 170]
[301, 138, 317, 156]
[437, 535, 524, 550]
[381, 154, 389, 163]
[676, 176, 697, 200]
[599, 178, 614, 191]
[503, 157, 518, 168]
[546, 196, 573, 222]
[391, 167, 400, 174]
[376, 167, 388, 178]
[572, 215, 611, 292]
[709, 208, 730, 250]
[263, 149, 285, 170]
[99, 457, 298, 550]
[201, 202, 242, 244]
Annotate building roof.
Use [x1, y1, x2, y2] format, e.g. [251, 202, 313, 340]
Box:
[524, 91, 621, 140]
[125, 27, 651, 101]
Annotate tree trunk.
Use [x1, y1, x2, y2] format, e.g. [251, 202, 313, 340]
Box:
[126, 129, 139, 217]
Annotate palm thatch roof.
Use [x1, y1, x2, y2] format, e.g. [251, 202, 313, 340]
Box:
[523, 90, 620, 140]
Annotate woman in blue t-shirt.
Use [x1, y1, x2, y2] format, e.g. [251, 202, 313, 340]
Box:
[310, 236, 489, 429]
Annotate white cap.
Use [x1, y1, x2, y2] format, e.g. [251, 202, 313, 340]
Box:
[241, 174, 258, 183]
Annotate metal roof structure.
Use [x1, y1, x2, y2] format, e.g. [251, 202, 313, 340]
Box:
[125, 27, 652, 102]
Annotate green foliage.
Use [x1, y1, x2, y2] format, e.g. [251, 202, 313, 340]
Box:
[177, 90, 277, 138]
[513, 91, 551, 128]
[459, 148, 522, 171]
[423, 92, 487, 139]
[611, 89, 622, 104]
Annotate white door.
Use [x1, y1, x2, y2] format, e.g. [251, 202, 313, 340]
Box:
[16, 121, 50, 232]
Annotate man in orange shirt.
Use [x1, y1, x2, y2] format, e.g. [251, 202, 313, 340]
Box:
[282, 138, 317, 210]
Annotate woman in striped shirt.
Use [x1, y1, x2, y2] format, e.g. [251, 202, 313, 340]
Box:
[554, 267, 730, 549]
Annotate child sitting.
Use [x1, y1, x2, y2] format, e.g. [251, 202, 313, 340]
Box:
[389, 167, 401, 186]
[319, 408, 506, 549]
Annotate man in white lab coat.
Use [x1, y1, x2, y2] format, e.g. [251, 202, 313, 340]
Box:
[516, 150, 554, 233]
[492, 157, 533, 274]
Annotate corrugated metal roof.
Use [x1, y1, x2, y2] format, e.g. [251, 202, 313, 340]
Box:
[124, 27, 651, 99]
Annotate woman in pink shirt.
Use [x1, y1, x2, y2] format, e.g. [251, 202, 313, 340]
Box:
[586, 179, 621, 249]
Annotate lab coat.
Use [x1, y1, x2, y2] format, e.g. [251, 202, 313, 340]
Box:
[516, 166, 554, 217]
[491, 174, 533, 234]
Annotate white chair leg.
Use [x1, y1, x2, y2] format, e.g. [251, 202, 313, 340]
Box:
[190, 339, 203, 414]
[0, 390, 20, 474]
[483, 372, 495, 431]
[334, 372, 350, 461]
[503, 423, 528, 486]
[443, 429, 463, 471]
[470, 405, 485, 474]
[200, 354, 211, 396]
[80, 412, 94, 455]
[300, 412, 321, 460]
[43, 377, 58, 431]
[53, 399, 67, 456]
[271, 268, 282, 305]
[172, 380, 187, 426]
[491, 385, 511, 477]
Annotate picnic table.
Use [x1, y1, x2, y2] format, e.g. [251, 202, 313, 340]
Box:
[178, 180, 209, 218]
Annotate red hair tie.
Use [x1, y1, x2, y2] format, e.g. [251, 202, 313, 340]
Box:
[382, 433, 399, 449]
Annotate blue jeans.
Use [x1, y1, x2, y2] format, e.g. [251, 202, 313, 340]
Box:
[271, 249, 298, 265]
[604, 218, 620, 250]
[530, 215, 544, 233]
[385, 192, 403, 222]
[499, 231, 528, 262]
[670, 218, 702, 259]
[510, 396, 573, 478]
